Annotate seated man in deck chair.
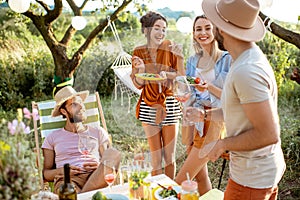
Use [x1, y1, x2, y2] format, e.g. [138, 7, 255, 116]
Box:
[42, 86, 121, 194]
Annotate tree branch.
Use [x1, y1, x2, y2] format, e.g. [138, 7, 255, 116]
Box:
[36, 0, 51, 12]
[60, 25, 76, 45]
[23, 11, 58, 50]
[259, 12, 300, 49]
[61, 0, 89, 45]
[80, 0, 90, 10]
[69, 0, 133, 72]
[44, 0, 63, 25]
[66, 0, 82, 15]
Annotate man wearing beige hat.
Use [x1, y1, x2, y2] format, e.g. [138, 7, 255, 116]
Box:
[185, 0, 286, 199]
[42, 86, 121, 194]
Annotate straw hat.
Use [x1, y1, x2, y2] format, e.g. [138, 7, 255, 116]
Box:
[202, 0, 266, 42]
[51, 86, 89, 117]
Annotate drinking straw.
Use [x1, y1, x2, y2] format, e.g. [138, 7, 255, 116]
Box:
[186, 172, 191, 183]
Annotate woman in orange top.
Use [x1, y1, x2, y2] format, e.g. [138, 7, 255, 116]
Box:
[130, 11, 184, 179]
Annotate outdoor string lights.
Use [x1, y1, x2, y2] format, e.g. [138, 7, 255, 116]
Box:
[7, 0, 88, 31]
[71, 16, 87, 30]
[176, 16, 193, 34]
[8, 0, 31, 13]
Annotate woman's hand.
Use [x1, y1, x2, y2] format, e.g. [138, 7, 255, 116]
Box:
[132, 56, 145, 71]
[194, 81, 208, 92]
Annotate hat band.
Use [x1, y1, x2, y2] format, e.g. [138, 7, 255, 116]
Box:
[215, 4, 250, 29]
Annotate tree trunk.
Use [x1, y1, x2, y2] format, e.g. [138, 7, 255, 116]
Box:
[23, 0, 133, 92]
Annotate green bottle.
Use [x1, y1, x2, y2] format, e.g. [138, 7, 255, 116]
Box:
[58, 163, 77, 200]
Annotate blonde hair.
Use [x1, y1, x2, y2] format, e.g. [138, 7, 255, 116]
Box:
[192, 15, 219, 64]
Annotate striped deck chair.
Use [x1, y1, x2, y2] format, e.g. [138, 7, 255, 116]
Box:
[32, 91, 109, 189]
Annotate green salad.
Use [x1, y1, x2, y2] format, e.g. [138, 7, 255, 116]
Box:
[159, 186, 178, 198]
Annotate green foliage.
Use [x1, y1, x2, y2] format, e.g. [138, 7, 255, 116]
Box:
[258, 32, 299, 88]
[0, 44, 54, 110]
[0, 112, 39, 199]
[0, 7, 299, 199]
[74, 43, 118, 94]
[277, 83, 300, 199]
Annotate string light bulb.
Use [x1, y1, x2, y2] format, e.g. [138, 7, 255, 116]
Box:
[176, 17, 193, 33]
[71, 16, 87, 30]
[8, 0, 31, 13]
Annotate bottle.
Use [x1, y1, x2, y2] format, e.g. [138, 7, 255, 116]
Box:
[58, 163, 77, 200]
[181, 180, 199, 200]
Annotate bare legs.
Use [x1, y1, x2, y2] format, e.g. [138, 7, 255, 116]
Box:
[143, 124, 163, 176]
[175, 120, 224, 195]
[142, 123, 178, 179]
[162, 125, 178, 179]
[175, 146, 210, 195]
[195, 164, 212, 195]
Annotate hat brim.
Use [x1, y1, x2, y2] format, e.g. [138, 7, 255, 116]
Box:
[202, 0, 266, 42]
[51, 90, 89, 117]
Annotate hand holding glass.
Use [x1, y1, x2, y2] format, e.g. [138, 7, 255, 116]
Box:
[104, 160, 117, 193]
[174, 76, 191, 103]
[174, 76, 194, 126]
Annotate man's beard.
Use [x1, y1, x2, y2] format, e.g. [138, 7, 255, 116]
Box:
[66, 109, 86, 123]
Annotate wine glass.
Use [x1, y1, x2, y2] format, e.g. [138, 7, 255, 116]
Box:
[173, 76, 192, 103]
[104, 160, 117, 193]
[78, 133, 97, 158]
[174, 76, 193, 126]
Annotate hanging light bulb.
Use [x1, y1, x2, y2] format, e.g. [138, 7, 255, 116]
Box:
[258, 0, 273, 10]
[71, 16, 87, 30]
[176, 17, 193, 34]
[8, 0, 31, 13]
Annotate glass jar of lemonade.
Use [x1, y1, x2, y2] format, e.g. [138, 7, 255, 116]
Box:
[181, 180, 199, 200]
[128, 170, 150, 200]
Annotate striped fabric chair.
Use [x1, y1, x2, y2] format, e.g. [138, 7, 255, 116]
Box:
[32, 91, 109, 189]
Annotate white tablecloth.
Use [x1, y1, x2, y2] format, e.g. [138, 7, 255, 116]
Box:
[77, 174, 223, 200]
[78, 174, 177, 200]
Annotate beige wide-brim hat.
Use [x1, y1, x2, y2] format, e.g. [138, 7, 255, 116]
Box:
[51, 86, 89, 117]
[202, 0, 266, 42]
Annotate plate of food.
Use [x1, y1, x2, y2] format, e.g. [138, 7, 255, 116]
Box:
[186, 76, 203, 85]
[135, 73, 166, 81]
[153, 185, 181, 200]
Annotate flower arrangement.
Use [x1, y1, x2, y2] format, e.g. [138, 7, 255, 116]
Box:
[0, 108, 40, 199]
